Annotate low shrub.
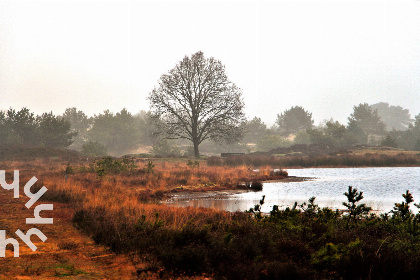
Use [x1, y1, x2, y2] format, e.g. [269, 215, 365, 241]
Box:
[250, 180, 263, 190]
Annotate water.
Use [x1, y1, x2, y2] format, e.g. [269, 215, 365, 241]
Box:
[163, 167, 420, 213]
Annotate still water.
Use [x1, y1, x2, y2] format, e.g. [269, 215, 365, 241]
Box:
[163, 167, 420, 213]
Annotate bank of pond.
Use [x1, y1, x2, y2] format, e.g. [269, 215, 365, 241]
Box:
[7, 157, 420, 279]
[164, 167, 420, 214]
[73, 184, 420, 279]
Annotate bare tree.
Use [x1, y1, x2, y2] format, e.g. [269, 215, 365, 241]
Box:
[149, 51, 245, 157]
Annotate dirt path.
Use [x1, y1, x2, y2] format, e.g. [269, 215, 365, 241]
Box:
[0, 190, 140, 279]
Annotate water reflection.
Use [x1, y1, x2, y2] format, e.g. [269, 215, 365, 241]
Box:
[163, 167, 420, 213]
[165, 198, 255, 212]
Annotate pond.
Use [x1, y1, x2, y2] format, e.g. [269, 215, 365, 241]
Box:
[163, 167, 420, 213]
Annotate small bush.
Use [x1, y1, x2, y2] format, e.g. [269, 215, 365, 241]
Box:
[91, 156, 137, 177]
[250, 180, 263, 190]
[81, 141, 107, 157]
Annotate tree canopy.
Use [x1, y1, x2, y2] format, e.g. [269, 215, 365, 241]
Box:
[242, 117, 268, 144]
[87, 109, 143, 156]
[4, 108, 39, 146]
[307, 120, 348, 146]
[371, 102, 413, 131]
[149, 51, 245, 157]
[38, 112, 76, 148]
[276, 106, 314, 136]
[348, 103, 386, 136]
[0, 108, 74, 148]
[62, 107, 92, 150]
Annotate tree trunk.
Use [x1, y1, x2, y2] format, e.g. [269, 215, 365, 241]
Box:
[192, 114, 200, 158]
[193, 141, 200, 158]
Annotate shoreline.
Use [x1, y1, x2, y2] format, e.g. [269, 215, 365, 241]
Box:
[163, 176, 313, 201]
[261, 175, 314, 183]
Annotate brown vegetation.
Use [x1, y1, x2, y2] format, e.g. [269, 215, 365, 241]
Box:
[0, 157, 288, 279]
[0, 179, 139, 278]
[208, 150, 420, 168]
[2, 149, 420, 279]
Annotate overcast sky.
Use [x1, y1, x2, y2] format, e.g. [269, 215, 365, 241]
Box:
[1, 1, 419, 126]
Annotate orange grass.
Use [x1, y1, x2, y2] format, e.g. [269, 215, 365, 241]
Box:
[64, 160, 287, 193]
[2, 157, 287, 233]
[26, 160, 283, 229]
[5, 158, 285, 238]
[3, 154, 419, 278]
[1, 159, 224, 279]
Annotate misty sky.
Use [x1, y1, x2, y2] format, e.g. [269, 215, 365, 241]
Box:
[0, 1, 419, 126]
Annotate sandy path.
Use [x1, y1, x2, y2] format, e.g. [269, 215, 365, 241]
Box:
[0, 190, 140, 279]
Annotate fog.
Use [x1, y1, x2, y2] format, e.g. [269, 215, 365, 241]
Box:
[1, 1, 419, 126]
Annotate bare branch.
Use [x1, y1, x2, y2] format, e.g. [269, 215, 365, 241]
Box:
[148, 51, 245, 157]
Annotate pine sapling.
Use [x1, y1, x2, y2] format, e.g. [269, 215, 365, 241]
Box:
[343, 186, 371, 228]
[392, 190, 414, 221]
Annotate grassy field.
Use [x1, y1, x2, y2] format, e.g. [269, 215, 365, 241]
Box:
[0, 157, 288, 279]
[1, 150, 420, 279]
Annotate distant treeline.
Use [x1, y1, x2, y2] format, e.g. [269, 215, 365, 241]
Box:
[244, 103, 420, 153]
[1, 101, 419, 157]
[0, 107, 154, 157]
[60, 108, 153, 156]
[0, 108, 75, 148]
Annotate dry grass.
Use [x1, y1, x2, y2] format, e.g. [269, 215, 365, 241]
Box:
[208, 152, 420, 168]
[3, 153, 420, 279]
[1, 158, 286, 241]
[2, 158, 252, 278]
[37, 160, 284, 229]
[0, 186, 139, 279]
[351, 147, 420, 156]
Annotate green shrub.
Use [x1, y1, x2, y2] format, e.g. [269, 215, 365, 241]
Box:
[343, 186, 371, 228]
[72, 189, 420, 279]
[89, 156, 137, 178]
[81, 140, 107, 157]
[392, 190, 414, 220]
